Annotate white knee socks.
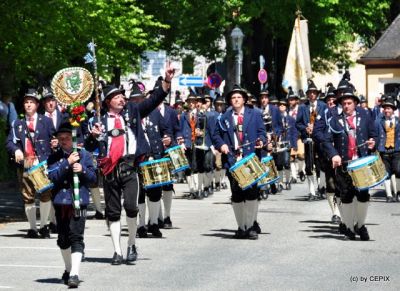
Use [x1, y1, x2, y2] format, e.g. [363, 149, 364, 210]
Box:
[109, 220, 122, 255]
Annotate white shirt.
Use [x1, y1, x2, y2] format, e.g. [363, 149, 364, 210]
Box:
[232, 107, 245, 150]
[106, 113, 137, 156]
[158, 103, 165, 117]
[45, 111, 57, 128]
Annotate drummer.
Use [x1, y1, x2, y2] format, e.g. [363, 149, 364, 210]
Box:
[6, 88, 57, 238]
[376, 96, 400, 202]
[323, 86, 377, 240]
[213, 85, 266, 240]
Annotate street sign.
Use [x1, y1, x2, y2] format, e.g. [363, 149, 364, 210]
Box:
[178, 75, 205, 87]
[207, 73, 223, 89]
[259, 55, 265, 69]
[258, 69, 268, 84]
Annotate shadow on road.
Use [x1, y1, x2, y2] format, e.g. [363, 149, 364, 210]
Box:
[35, 278, 63, 284]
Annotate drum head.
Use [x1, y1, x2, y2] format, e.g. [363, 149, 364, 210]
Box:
[347, 155, 377, 171]
[229, 153, 255, 172]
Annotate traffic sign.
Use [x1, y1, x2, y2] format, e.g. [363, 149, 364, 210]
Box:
[207, 73, 223, 89]
[258, 69, 268, 84]
[178, 75, 205, 87]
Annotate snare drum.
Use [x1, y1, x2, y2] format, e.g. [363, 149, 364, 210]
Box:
[26, 161, 54, 194]
[165, 145, 190, 173]
[257, 156, 280, 187]
[139, 158, 174, 189]
[347, 155, 388, 191]
[229, 153, 268, 190]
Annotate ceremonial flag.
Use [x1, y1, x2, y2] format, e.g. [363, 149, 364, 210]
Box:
[282, 18, 312, 93]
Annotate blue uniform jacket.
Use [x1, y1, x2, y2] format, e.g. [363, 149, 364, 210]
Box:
[6, 114, 56, 162]
[296, 100, 327, 140]
[85, 86, 168, 159]
[323, 107, 378, 161]
[163, 105, 182, 141]
[144, 109, 172, 157]
[47, 148, 96, 206]
[180, 109, 216, 149]
[376, 115, 400, 152]
[212, 106, 266, 169]
[280, 113, 298, 150]
[262, 105, 283, 136]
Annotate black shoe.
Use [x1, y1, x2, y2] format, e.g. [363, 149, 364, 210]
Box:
[26, 229, 39, 239]
[318, 187, 326, 199]
[67, 275, 80, 288]
[148, 224, 162, 238]
[163, 217, 172, 229]
[111, 252, 123, 265]
[253, 221, 261, 234]
[270, 184, 277, 194]
[233, 228, 247, 239]
[246, 228, 259, 240]
[338, 223, 347, 234]
[356, 225, 370, 241]
[221, 182, 228, 189]
[39, 226, 50, 239]
[126, 245, 138, 265]
[299, 171, 306, 182]
[81, 251, 85, 262]
[290, 177, 297, 184]
[331, 215, 341, 225]
[277, 183, 283, 193]
[196, 191, 204, 199]
[49, 222, 58, 234]
[208, 187, 214, 195]
[61, 270, 70, 285]
[203, 188, 209, 198]
[136, 226, 148, 238]
[215, 182, 221, 191]
[344, 228, 356, 240]
[158, 218, 165, 229]
[95, 211, 104, 219]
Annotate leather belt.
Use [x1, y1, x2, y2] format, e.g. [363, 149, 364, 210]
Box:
[108, 128, 125, 137]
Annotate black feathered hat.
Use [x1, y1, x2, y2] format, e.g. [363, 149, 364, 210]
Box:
[381, 96, 396, 109]
[337, 86, 360, 104]
[129, 81, 145, 99]
[287, 87, 298, 99]
[102, 85, 123, 100]
[41, 86, 55, 100]
[306, 79, 319, 93]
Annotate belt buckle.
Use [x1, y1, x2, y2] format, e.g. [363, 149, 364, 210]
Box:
[111, 129, 120, 137]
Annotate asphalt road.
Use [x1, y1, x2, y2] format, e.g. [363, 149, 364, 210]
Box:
[0, 180, 399, 291]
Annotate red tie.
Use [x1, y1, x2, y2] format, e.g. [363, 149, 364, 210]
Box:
[291, 110, 296, 118]
[26, 117, 35, 157]
[347, 116, 357, 160]
[237, 114, 243, 142]
[99, 115, 125, 175]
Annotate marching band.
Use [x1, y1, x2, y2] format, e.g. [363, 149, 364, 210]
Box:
[4, 62, 400, 288]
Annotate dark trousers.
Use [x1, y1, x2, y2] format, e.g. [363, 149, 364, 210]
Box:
[227, 172, 259, 203]
[55, 205, 86, 253]
[380, 151, 400, 177]
[335, 166, 369, 203]
[273, 150, 290, 171]
[103, 164, 139, 221]
[305, 141, 322, 177]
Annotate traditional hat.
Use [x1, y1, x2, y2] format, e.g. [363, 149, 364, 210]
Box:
[287, 87, 298, 99]
[359, 95, 367, 104]
[56, 122, 72, 135]
[214, 95, 226, 105]
[225, 84, 249, 104]
[298, 89, 307, 101]
[41, 86, 55, 99]
[269, 95, 278, 105]
[129, 82, 145, 99]
[325, 83, 337, 102]
[186, 92, 197, 102]
[259, 88, 269, 96]
[102, 85, 123, 100]
[306, 79, 319, 93]
[24, 88, 40, 101]
[174, 96, 184, 104]
[278, 96, 288, 106]
[337, 86, 360, 104]
[381, 96, 396, 109]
